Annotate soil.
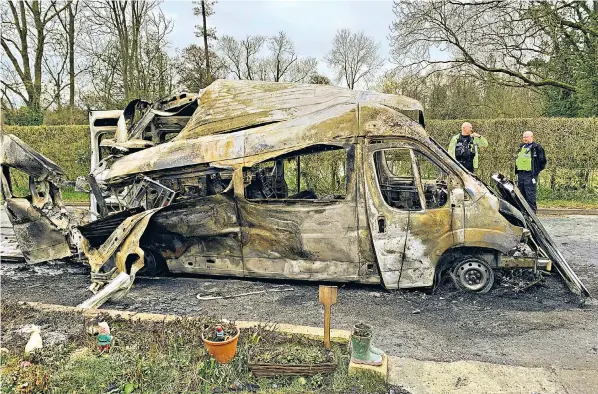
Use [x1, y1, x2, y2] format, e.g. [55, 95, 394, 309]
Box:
[2, 215, 598, 373]
[251, 332, 334, 365]
[202, 322, 238, 342]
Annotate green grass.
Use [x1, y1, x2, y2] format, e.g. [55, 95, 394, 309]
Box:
[537, 200, 598, 209]
[536, 187, 598, 209]
[61, 187, 90, 202]
[0, 304, 388, 394]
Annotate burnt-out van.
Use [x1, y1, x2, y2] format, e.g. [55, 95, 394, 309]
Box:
[1, 80, 588, 306]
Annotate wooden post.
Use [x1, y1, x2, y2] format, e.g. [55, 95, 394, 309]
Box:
[318, 285, 338, 349]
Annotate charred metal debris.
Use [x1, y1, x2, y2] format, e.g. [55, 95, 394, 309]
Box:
[1, 81, 590, 309]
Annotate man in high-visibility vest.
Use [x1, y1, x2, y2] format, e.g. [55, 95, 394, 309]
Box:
[448, 122, 488, 173]
[515, 131, 547, 213]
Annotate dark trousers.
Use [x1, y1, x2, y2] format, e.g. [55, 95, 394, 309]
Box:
[517, 171, 537, 212]
[459, 160, 475, 173]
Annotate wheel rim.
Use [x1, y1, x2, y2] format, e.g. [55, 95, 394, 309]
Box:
[455, 261, 491, 292]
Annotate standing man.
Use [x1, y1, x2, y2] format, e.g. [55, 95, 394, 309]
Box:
[448, 122, 488, 173]
[515, 131, 547, 213]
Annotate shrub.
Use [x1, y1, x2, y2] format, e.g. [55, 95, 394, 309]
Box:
[3, 118, 597, 201]
[2, 125, 90, 180]
[3, 107, 44, 126]
[426, 118, 598, 197]
[44, 108, 89, 125]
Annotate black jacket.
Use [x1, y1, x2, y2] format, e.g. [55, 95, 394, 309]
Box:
[515, 142, 547, 177]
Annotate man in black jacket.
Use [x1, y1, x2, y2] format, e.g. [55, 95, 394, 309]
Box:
[515, 131, 547, 212]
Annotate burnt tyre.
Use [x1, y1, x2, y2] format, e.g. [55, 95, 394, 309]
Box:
[137, 249, 169, 276]
[452, 256, 494, 293]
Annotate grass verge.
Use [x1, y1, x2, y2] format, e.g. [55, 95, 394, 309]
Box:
[536, 188, 598, 209]
[61, 187, 90, 203]
[537, 199, 598, 209]
[0, 303, 390, 394]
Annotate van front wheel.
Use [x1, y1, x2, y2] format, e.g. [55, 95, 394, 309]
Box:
[451, 257, 494, 293]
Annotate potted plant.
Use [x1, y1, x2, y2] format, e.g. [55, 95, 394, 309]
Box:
[201, 322, 240, 364]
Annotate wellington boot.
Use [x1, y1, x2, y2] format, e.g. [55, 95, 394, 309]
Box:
[370, 344, 385, 356]
[349, 340, 385, 356]
[352, 323, 384, 355]
[350, 331, 382, 366]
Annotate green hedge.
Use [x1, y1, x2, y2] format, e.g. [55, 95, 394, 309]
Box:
[2, 125, 91, 180]
[3, 118, 597, 198]
[426, 118, 598, 196]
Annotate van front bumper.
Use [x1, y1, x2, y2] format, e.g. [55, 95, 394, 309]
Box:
[499, 242, 552, 271]
[499, 255, 552, 271]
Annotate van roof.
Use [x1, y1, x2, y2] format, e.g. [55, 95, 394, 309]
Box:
[105, 80, 429, 183]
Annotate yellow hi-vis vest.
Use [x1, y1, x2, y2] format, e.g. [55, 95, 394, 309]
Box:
[516, 145, 532, 171]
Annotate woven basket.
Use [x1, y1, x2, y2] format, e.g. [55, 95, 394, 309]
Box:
[248, 349, 337, 377]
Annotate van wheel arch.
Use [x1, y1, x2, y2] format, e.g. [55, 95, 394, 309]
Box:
[434, 247, 500, 291]
[137, 248, 169, 276]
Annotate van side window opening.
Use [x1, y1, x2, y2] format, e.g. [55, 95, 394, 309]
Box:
[374, 149, 422, 211]
[108, 170, 233, 212]
[158, 171, 232, 199]
[414, 152, 449, 209]
[245, 145, 347, 201]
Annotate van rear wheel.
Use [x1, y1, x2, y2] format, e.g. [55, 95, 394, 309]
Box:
[137, 248, 168, 276]
[452, 257, 494, 293]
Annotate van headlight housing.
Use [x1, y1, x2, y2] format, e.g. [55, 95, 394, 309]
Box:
[498, 199, 526, 228]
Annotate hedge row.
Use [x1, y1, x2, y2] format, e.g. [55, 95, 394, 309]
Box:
[426, 118, 598, 191]
[2, 125, 91, 180]
[3, 118, 597, 191]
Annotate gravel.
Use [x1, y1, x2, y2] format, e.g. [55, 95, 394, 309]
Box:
[2, 215, 597, 371]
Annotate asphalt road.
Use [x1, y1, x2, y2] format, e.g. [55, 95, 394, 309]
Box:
[2, 213, 597, 373]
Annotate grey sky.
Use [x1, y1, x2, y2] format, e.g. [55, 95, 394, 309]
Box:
[165, 0, 397, 83]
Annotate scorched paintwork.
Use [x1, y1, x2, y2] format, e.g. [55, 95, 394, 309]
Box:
[1, 80, 589, 307]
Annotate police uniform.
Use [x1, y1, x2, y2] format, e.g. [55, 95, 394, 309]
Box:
[448, 134, 488, 173]
[515, 142, 547, 213]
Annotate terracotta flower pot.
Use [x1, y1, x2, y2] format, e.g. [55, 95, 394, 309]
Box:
[201, 326, 240, 363]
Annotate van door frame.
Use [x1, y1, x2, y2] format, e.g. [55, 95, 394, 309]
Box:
[363, 138, 465, 289]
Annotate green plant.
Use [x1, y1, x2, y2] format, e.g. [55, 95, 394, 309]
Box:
[427, 117, 598, 203]
[3, 107, 44, 126]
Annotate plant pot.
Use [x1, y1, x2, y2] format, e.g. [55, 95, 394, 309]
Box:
[201, 326, 240, 363]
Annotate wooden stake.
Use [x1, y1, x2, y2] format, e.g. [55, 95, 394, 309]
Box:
[318, 285, 338, 349]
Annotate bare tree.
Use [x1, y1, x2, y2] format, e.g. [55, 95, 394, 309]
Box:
[136, 7, 174, 99]
[218, 35, 266, 80]
[1, 0, 70, 111]
[81, 0, 173, 107]
[326, 29, 384, 89]
[268, 31, 298, 82]
[389, 0, 597, 93]
[218, 32, 317, 83]
[241, 35, 266, 80]
[85, 0, 169, 101]
[54, 0, 81, 109]
[193, 0, 217, 84]
[268, 31, 317, 82]
[217, 36, 243, 79]
[43, 19, 69, 110]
